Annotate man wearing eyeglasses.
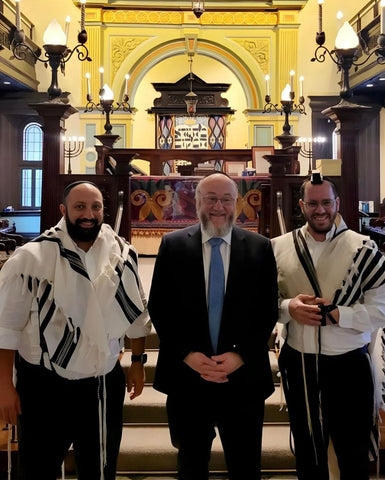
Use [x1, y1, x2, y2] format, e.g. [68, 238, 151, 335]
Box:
[272, 174, 385, 480]
[148, 172, 278, 480]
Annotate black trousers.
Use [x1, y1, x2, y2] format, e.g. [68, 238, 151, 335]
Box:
[166, 380, 265, 480]
[279, 343, 373, 480]
[16, 357, 126, 480]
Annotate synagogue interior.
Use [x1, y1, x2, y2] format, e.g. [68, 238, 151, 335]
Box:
[1, 0, 385, 478]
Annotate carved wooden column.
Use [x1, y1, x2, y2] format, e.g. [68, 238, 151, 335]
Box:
[322, 100, 380, 232]
[30, 101, 77, 232]
[94, 134, 121, 174]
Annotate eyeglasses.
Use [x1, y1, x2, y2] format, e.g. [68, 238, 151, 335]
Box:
[302, 199, 336, 209]
[201, 196, 235, 206]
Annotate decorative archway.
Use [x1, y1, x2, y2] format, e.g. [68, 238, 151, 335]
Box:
[112, 38, 265, 110]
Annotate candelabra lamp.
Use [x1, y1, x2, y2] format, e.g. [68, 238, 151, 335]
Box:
[312, 1, 385, 100]
[63, 136, 85, 174]
[295, 137, 326, 175]
[11, 1, 91, 100]
[85, 83, 132, 137]
[263, 81, 306, 149]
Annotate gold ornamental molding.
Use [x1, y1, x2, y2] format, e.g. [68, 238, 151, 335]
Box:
[100, 9, 279, 26]
[231, 38, 270, 75]
[103, 10, 183, 24]
[201, 11, 278, 26]
[111, 36, 150, 78]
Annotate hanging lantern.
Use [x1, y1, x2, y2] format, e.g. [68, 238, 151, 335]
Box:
[185, 90, 198, 115]
[185, 54, 198, 114]
[192, 1, 205, 19]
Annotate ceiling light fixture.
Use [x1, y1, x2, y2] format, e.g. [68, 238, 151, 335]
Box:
[192, 1, 205, 19]
[184, 54, 198, 115]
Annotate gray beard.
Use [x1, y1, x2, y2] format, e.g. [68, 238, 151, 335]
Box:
[199, 213, 234, 237]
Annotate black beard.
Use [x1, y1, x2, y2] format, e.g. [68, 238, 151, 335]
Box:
[65, 215, 102, 243]
[305, 211, 338, 235]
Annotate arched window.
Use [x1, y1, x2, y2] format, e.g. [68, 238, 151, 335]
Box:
[21, 122, 43, 208]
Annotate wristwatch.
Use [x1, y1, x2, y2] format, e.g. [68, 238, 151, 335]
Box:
[131, 353, 147, 364]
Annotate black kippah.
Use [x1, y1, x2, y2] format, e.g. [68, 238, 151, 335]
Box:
[62, 181, 99, 202]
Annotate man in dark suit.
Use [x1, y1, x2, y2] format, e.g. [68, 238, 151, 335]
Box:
[148, 172, 278, 480]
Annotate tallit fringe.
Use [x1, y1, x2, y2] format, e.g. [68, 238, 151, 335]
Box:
[7, 425, 11, 480]
[98, 375, 107, 480]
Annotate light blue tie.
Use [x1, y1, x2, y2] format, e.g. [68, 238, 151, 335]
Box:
[208, 237, 225, 354]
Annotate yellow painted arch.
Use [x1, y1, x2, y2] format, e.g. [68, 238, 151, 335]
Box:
[112, 39, 263, 109]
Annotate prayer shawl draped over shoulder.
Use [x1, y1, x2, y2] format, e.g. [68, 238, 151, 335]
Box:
[272, 215, 385, 356]
[272, 215, 385, 462]
[0, 218, 150, 378]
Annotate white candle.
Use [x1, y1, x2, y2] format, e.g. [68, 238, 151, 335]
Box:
[15, 0, 21, 31]
[64, 16, 70, 45]
[318, 0, 323, 33]
[299, 76, 304, 97]
[381, 1, 385, 34]
[265, 74, 270, 96]
[290, 70, 295, 93]
[337, 11, 343, 31]
[85, 73, 91, 96]
[125, 74, 129, 96]
[99, 67, 104, 90]
[80, 0, 86, 31]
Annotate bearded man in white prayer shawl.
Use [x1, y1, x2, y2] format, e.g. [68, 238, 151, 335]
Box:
[0, 181, 151, 480]
[271, 174, 385, 480]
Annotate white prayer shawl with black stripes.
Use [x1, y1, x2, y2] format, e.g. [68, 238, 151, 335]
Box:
[274, 215, 385, 463]
[2, 218, 149, 379]
[273, 215, 385, 356]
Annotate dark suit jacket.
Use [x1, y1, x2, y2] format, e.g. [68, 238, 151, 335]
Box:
[148, 224, 278, 399]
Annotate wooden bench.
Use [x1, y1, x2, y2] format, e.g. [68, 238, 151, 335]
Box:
[0, 219, 23, 256]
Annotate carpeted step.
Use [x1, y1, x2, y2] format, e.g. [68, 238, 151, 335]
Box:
[120, 350, 281, 387]
[122, 385, 288, 425]
[125, 326, 160, 350]
[64, 423, 295, 476]
[123, 386, 168, 424]
[115, 424, 296, 474]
